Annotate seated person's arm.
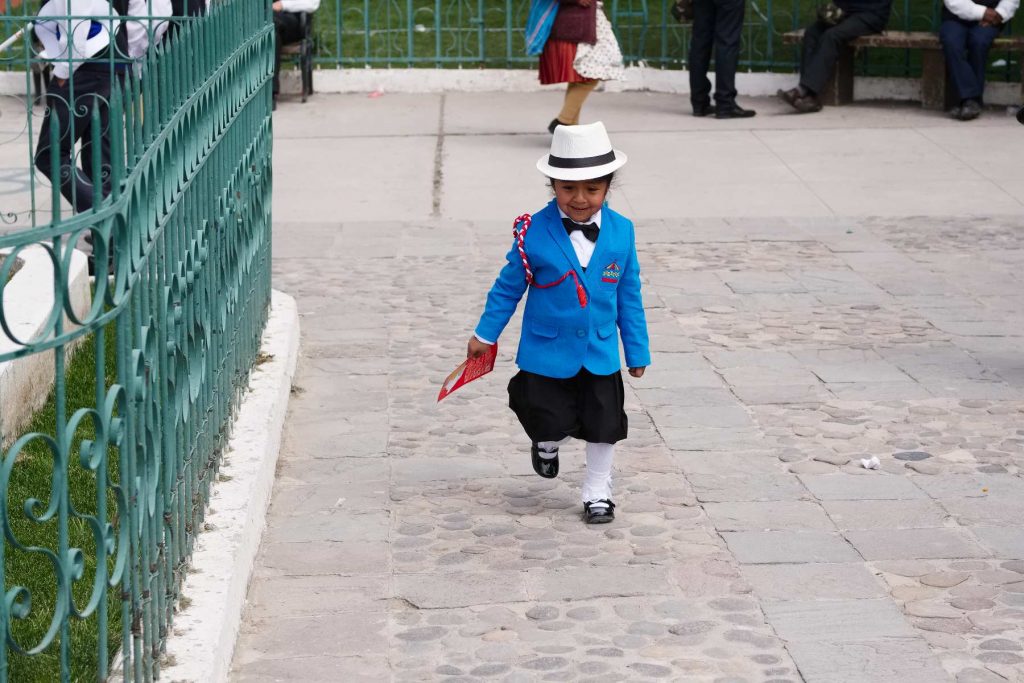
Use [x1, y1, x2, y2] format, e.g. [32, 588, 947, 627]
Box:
[993, 0, 1018, 22]
[944, 0, 986, 21]
[275, 0, 320, 12]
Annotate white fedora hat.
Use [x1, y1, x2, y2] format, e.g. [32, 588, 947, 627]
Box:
[536, 121, 627, 181]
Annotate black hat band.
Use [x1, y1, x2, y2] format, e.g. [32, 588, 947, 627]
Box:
[547, 150, 616, 169]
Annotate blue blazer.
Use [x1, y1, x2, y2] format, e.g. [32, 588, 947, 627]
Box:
[475, 199, 651, 379]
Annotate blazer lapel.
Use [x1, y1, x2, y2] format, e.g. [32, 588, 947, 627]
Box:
[585, 206, 615, 288]
[542, 202, 587, 281]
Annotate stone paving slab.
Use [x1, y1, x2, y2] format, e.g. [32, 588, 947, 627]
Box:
[688, 474, 810, 503]
[799, 473, 929, 500]
[971, 528, 1024, 560]
[703, 501, 836, 531]
[844, 528, 991, 561]
[763, 598, 918, 641]
[823, 498, 950, 530]
[723, 530, 863, 564]
[741, 563, 889, 601]
[232, 92, 1024, 683]
[785, 638, 951, 683]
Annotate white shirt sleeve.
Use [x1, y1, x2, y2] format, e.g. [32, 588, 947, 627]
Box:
[995, 0, 1018, 22]
[279, 0, 320, 12]
[47, 0, 92, 79]
[40, 0, 116, 79]
[943, 0, 986, 21]
[126, 0, 172, 59]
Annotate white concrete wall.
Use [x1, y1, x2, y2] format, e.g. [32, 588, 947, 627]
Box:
[281, 66, 1023, 107]
[0, 245, 91, 444]
[1, 63, 1018, 106]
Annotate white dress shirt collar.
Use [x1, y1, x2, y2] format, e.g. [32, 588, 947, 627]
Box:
[557, 207, 601, 270]
[557, 207, 602, 228]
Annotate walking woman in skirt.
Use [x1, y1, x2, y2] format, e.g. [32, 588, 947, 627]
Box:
[539, 0, 625, 133]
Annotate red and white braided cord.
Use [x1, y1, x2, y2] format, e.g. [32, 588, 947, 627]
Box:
[512, 213, 588, 308]
[513, 213, 535, 285]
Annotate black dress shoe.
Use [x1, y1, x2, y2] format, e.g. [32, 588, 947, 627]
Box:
[958, 99, 982, 121]
[692, 103, 716, 117]
[584, 499, 615, 524]
[715, 104, 756, 119]
[531, 444, 559, 478]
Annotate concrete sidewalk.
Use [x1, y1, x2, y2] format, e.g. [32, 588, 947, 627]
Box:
[231, 91, 1024, 682]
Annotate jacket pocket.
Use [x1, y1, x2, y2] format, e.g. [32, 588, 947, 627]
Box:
[596, 322, 616, 339]
[531, 321, 559, 339]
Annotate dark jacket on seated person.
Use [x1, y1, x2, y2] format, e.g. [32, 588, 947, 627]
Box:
[836, 0, 892, 21]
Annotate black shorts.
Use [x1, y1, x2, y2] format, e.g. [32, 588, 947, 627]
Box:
[508, 368, 628, 444]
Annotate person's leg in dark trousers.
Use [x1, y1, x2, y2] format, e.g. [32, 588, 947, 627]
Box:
[799, 20, 829, 89]
[711, 0, 744, 107]
[799, 13, 883, 95]
[688, 0, 717, 112]
[940, 18, 975, 102]
[965, 23, 1000, 104]
[34, 68, 112, 213]
[76, 66, 115, 203]
[273, 10, 304, 100]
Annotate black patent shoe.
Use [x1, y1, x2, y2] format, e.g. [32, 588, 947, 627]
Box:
[531, 444, 559, 479]
[716, 104, 757, 119]
[583, 499, 615, 524]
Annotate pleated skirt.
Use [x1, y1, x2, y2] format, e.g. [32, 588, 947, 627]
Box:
[538, 39, 588, 85]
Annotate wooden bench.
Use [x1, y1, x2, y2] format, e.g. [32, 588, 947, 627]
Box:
[781, 30, 1024, 109]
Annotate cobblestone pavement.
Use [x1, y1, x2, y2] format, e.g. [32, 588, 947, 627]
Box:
[231, 93, 1024, 682]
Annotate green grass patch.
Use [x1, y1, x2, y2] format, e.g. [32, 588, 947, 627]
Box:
[303, 0, 1019, 82]
[4, 325, 121, 683]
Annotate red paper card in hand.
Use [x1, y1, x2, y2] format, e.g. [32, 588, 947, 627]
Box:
[438, 344, 498, 402]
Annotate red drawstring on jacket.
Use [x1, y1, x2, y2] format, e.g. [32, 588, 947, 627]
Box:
[513, 213, 587, 308]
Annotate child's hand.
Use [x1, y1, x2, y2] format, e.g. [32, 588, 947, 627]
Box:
[628, 367, 646, 378]
[467, 337, 492, 359]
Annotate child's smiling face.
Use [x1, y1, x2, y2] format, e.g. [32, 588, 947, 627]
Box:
[552, 178, 609, 224]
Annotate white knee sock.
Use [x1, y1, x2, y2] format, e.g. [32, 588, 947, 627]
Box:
[536, 437, 570, 459]
[582, 442, 615, 503]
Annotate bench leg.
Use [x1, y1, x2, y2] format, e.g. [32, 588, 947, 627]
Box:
[822, 45, 854, 106]
[921, 49, 947, 110]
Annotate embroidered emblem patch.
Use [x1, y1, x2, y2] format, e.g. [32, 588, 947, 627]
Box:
[601, 262, 621, 283]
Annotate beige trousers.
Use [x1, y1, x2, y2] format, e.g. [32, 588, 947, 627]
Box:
[557, 80, 598, 125]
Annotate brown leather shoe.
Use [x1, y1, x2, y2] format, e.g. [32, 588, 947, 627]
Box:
[777, 87, 801, 106]
[792, 94, 823, 114]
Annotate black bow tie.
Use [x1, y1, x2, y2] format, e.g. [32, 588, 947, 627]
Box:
[562, 218, 599, 243]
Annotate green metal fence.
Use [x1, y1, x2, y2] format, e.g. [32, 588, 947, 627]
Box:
[313, 0, 1019, 81]
[0, 0, 273, 680]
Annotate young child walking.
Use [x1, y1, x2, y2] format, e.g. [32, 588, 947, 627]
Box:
[468, 122, 650, 524]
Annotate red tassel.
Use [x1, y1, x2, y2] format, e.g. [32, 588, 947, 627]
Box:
[575, 278, 588, 308]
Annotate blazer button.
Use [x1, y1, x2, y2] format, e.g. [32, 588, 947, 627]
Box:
[577, 329, 586, 337]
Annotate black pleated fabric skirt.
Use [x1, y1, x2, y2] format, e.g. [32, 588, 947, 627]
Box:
[508, 368, 628, 444]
